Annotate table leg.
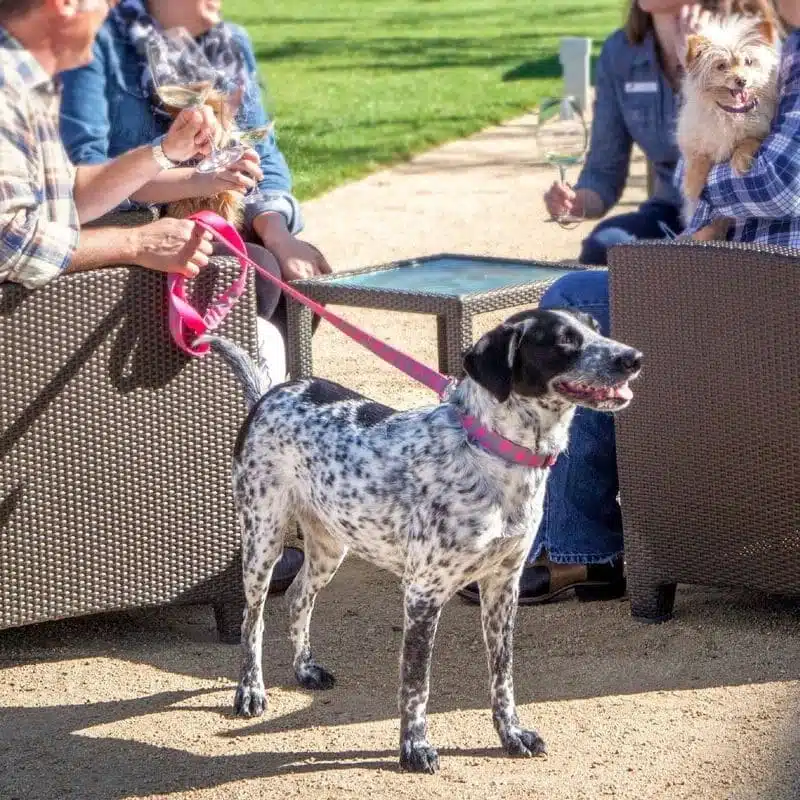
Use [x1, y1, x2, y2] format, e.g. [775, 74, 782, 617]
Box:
[286, 298, 315, 379]
[437, 309, 474, 377]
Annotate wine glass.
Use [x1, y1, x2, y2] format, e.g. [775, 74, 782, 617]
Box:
[535, 95, 589, 229]
[228, 122, 275, 197]
[145, 28, 245, 173]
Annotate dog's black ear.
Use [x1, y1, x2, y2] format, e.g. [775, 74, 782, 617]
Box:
[463, 324, 520, 402]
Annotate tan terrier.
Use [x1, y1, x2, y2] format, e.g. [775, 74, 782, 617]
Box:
[677, 15, 779, 239]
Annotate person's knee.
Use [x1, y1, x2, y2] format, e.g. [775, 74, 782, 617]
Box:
[540, 269, 610, 312]
[579, 226, 636, 266]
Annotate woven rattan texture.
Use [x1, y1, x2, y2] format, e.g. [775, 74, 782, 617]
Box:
[0, 258, 257, 630]
[609, 241, 800, 618]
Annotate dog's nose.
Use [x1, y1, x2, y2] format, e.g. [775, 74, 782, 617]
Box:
[615, 349, 643, 375]
[734, 75, 747, 88]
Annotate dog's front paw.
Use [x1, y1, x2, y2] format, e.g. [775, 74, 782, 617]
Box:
[731, 137, 761, 175]
[295, 661, 336, 691]
[502, 727, 547, 758]
[399, 739, 440, 774]
[234, 682, 267, 717]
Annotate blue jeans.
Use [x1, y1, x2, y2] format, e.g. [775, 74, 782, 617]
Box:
[579, 201, 682, 266]
[532, 270, 620, 564]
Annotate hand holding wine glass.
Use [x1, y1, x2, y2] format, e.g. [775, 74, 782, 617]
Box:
[535, 96, 589, 229]
[160, 105, 218, 164]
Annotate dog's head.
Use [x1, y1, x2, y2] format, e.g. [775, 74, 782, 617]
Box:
[684, 15, 778, 113]
[463, 309, 642, 412]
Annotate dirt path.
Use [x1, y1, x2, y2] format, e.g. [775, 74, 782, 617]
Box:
[1, 115, 798, 800]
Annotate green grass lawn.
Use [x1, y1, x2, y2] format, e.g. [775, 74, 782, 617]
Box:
[226, 0, 623, 200]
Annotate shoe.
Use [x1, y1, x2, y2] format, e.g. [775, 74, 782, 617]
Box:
[457, 557, 625, 606]
[269, 546, 304, 595]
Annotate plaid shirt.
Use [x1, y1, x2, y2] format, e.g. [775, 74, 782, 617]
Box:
[686, 30, 800, 246]
[0, 27, 79, 289]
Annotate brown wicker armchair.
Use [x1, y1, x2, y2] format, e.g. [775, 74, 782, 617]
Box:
[609, 240, 800, 622]
[0, 213, 257, 641]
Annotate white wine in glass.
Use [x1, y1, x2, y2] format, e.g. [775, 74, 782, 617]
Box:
[535, 96, 589, 228]
[155, 81, 214, 110]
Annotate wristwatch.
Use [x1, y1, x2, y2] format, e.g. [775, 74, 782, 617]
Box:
[152, 142, 179, 171]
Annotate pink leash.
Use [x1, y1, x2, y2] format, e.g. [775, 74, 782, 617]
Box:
[168, 211, 557, 469]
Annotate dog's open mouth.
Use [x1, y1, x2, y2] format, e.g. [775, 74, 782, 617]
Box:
[717, 89, 758, 114]
[553, 379, 633, 410]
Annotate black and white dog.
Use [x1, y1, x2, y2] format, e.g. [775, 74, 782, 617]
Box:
[202, 308, 641, 774]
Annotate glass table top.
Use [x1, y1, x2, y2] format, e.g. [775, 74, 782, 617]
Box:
[322, 255, 576, 297]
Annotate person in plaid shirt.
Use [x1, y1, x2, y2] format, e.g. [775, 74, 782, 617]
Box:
[686, 3, 800, 244]
[0, 0, 219, 289]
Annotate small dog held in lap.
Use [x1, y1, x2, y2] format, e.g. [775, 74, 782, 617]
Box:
[202, 309, 642, 773]
[677, 14, 779, 237]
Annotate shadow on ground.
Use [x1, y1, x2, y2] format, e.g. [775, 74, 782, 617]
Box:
[1, 557, 798, 798]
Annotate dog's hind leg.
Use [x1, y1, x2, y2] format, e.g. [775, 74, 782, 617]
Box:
[287, 514, 346, 691]
[234, 489, 289, 718]
[480, 563, 547, 759]
[398, 586, 444, 774]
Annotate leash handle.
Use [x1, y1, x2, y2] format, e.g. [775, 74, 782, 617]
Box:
[167, 211, 251, 356]
[166, 212, 557, 469]
[169, 211, 452, 397]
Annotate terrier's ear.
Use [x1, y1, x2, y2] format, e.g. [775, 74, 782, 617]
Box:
[756, 18, 776, 44]
[685, 34, 709, 66]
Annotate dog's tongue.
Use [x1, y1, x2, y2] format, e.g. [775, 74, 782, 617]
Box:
[731, 89, 749, 106]
[612, 382, 633, 401]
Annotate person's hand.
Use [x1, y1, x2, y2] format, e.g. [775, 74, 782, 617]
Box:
[544, 181, 582, 219]
[196, 148, 263, 196]
[133, 218, 214, 278]
[161, 106, 217, 164]
[272, 236, 332, 282]
[676, 3, 713, 68]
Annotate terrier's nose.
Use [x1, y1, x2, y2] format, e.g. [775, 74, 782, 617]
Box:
[615, 349, 643, 376]
[734, 75, 747, 88]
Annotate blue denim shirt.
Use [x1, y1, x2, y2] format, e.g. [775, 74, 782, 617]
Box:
[59, 16, 303, 234]
[575, 29, 681, 213]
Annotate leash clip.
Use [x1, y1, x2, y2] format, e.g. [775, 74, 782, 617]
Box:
[438, 378, 459, 403]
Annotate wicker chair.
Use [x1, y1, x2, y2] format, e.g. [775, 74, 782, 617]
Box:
[0, 212, 257, 641]
[609, 240, 800, 622]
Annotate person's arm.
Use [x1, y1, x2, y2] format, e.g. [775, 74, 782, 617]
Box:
[65, 218, 213, 278]
[698, 34, 800, 220]
[0, 95, 78, 289]
[229, 25, 304, 236]
[60, 38, 220, 212]
[72, 108, 215, 224]
[572, 35, 634, 216]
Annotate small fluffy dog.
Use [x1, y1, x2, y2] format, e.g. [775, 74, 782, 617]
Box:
[165, 90, 246, 230]
[202, 309, 642, 773]
[676, 15, 779, 236]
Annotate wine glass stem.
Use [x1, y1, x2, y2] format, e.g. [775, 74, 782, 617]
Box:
[558, 164, 568, 185]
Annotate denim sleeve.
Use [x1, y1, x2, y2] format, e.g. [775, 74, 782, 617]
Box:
[60, 37, 112, 165]
[230, 25, 303, 235]
[60, 35, 138, 213]
[573, 40, 632, 214]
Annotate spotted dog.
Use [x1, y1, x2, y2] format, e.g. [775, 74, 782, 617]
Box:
[201, 308, 642, 774]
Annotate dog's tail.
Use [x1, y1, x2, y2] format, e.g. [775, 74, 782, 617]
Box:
[195, 335, 271, 410]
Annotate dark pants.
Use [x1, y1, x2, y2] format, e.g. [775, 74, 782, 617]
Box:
[579, 201, 682, 266]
